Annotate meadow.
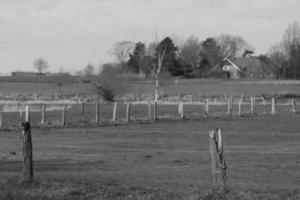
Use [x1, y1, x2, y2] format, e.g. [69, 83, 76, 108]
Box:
[0, 115, 300, 199]
[0, 79, 300, 199]
[1, 79, 300, 97]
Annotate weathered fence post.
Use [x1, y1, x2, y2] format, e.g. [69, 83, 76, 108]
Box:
[153, 101, 158, 120]
[271, 97, 276, 115]
[62, 105, 66, 126]
[81, 102, 85, 116]
[95, 103, 100, 124]
[178, 102, 184, 119]
[147, 102, 152, 120]
[19, 105, 23, 121]
[41, 104, 46, 125]
[227, 97, 233, 116]
[126, 103, 131, 122]
[209, 128, 226, 193]
[250, 97, 254, 115]
[112, 101, 117, 122]
[291, 98, 296, 113]
[0, 105, 3, 127]
[238, 99, 242, 116]
[204, 99, 209, 116]
[22, 105, 33, 182]
[25, 105, 30, 122]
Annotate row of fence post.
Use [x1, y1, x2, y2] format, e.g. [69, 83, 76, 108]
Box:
[17, 104, 228, 191]
[0, 98, 297, 127]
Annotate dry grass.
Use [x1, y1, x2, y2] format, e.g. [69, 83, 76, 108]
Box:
[1, 79, 300, 97]
[0, 115, 300, 199]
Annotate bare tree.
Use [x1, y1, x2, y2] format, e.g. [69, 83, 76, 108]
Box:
[111, 41, 134, 68]
[33, 58, 49, 74]
[84, 63, 95, 77]
[282, 22, 300, 79]
[154, 34, 168, 102]
[216, 34, 254, 58]
[267, 43, 287, 79]
[179, 35, 201, 69]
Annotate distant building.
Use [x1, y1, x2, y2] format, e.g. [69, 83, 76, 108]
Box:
[221, 56, 277, 79]
[11, 71, 45, 77]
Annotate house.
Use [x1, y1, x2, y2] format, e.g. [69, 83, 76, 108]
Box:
[221, 56, 277, 79]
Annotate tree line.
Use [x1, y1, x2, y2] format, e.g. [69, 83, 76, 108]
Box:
[110, 34, 254, 79]
[106, 21, 300, 80]
[32, 21, 300, 80]
[267, 22, 300, 79]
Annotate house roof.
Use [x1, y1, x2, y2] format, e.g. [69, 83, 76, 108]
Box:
[225, 56, 277, 73]
[223, 57, 241, 71]
[232, 57, 261, 70]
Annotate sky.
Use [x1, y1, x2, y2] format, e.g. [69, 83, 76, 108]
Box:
[0, 0, 299, 74]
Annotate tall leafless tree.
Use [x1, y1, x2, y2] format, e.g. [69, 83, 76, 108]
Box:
[216, 34, 254, 58]
[179, 35, 201, 69]
[111, 41, 134, 68]
[33, 58, 49, 74]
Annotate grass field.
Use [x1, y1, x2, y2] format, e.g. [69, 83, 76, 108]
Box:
[0, 115, 300, 199]
[1, 79, 300, 97]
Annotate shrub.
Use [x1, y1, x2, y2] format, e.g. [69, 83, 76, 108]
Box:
[95, 63, 127, 102]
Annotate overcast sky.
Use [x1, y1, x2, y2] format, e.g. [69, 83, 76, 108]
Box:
[0, 0, 299, 73]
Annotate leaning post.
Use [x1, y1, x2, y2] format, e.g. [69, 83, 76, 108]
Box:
[291, 98, 296, 114]
[209, 128, 227, 193]
[112, 101, 117, 123]
[22, 105, 33, 182]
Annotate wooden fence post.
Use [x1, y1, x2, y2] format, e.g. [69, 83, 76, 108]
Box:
[291, 98, 296, 113]
[250, 97, 254, 115]
[95, 103, 100, 124]
[41, 104, 46, 125]
[19, 105, 23, 121]
[126, 103, 131, 122]
[204, 99, 209, 116]
[22, 106, 33, 182]
[147, 102, 152, 120]
[238, 99, 242, 116]
[112, 102, 117, 122]
[153, 101, 158, 120]
[62, 105, 66, 126]
[209, 128, 226, 193]
[81, 102, 85, 116]
[25, 105, 30, 122]
[178, 102, 184, 119]
[271, 98, 276, 115]
[227, 98, 233, 116]
[0, 105, 3, 127]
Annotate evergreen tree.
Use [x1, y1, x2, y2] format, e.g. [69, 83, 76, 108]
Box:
[155, 37, 179, 76]
[198, 38, 222, 77]
[127, 42, 146, 73]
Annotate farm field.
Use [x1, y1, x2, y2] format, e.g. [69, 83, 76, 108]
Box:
[0, 115, 300, 199]
[1, 79, 300, 97]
